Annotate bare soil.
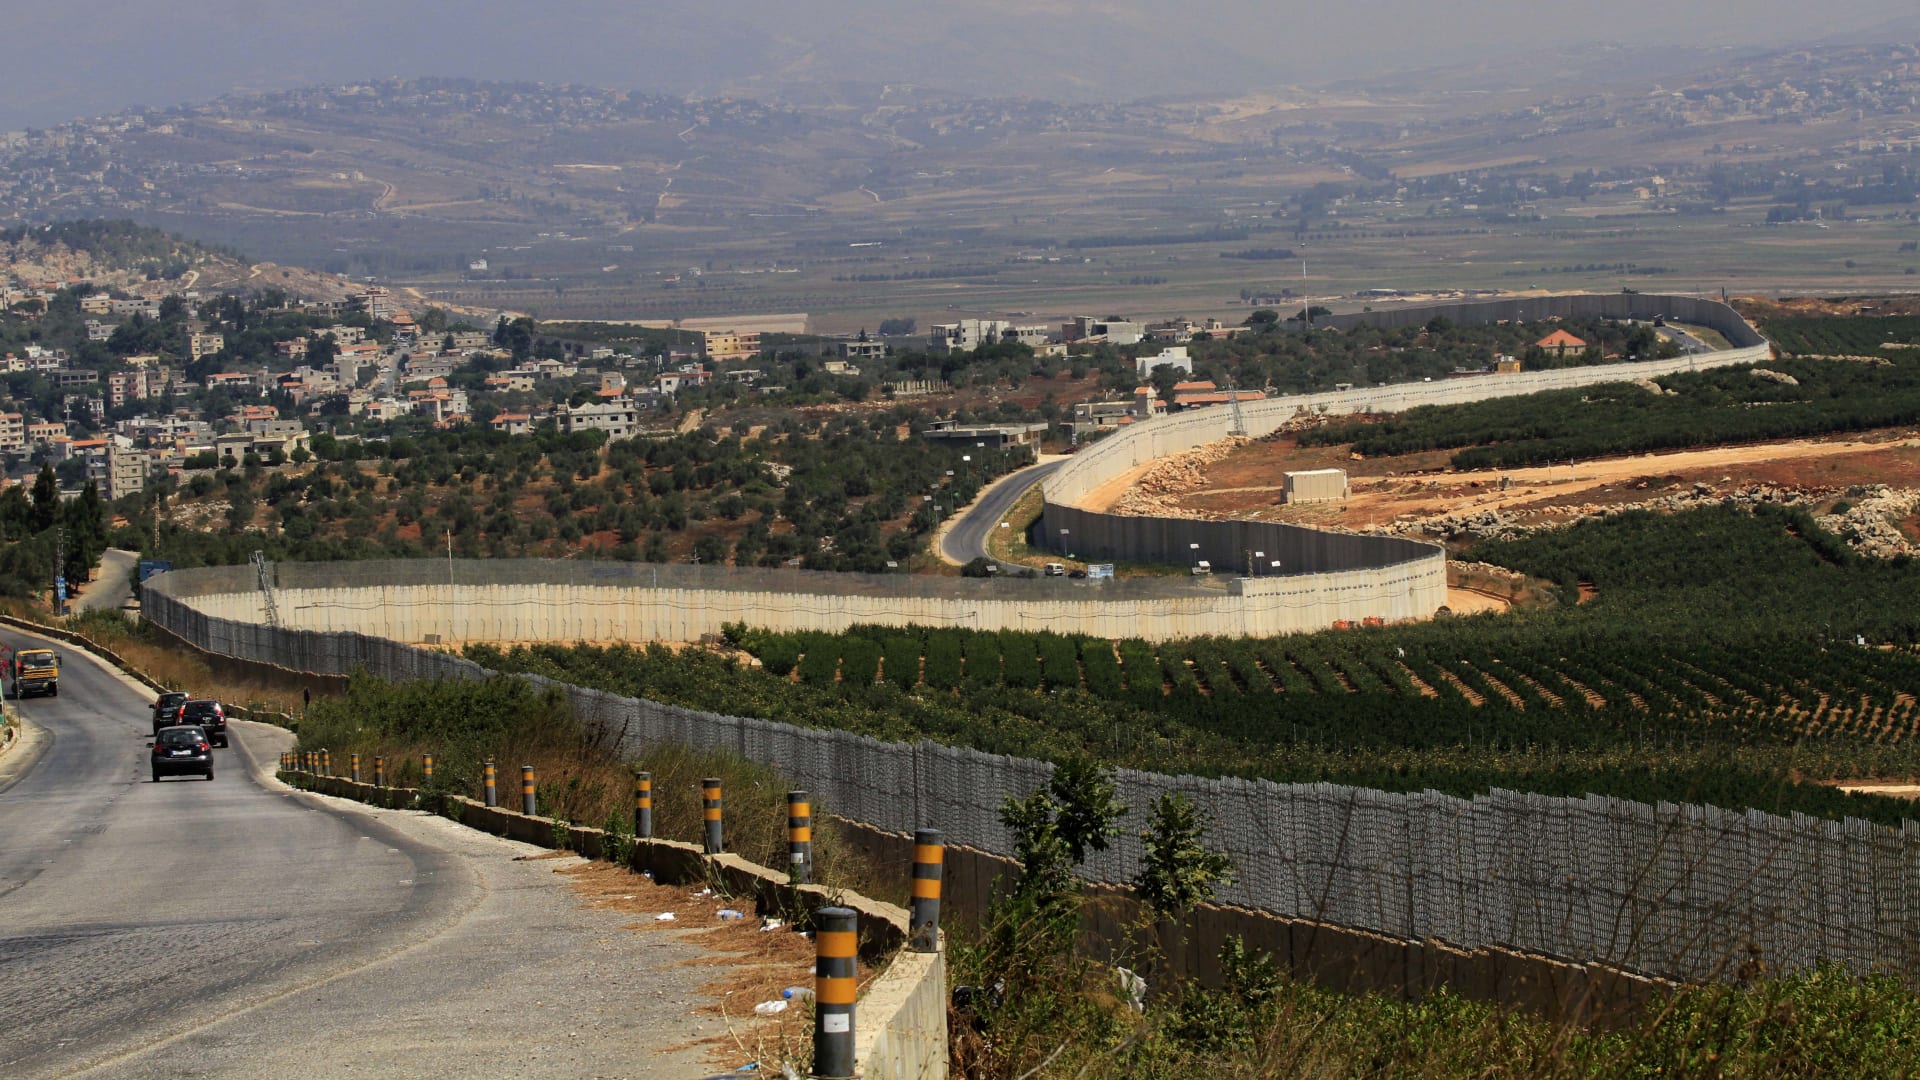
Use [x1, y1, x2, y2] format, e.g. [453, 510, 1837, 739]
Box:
[1161, 429, 1920, 532]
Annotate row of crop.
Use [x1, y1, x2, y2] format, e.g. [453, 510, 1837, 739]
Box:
[1757, 315, 1920, 357]
[738, 623, 1920, 760]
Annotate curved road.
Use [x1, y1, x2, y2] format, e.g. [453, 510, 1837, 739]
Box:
[0, 630, 717, 1078]
[940, 459, 1064, 565]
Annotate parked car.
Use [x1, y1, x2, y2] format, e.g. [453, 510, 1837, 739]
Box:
[151, 726, 214, 782]
[151, 691, 190, 733]
[177, 700, 228, 748]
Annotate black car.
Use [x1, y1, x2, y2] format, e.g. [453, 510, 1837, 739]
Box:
[151, 691, 190, 734]
[151, 725, 214, 781]
[177, 700, 228, 748]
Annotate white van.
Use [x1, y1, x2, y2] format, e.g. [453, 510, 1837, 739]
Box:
[1044, 563, 1066, 576]
[1191, 560, 1212, 576]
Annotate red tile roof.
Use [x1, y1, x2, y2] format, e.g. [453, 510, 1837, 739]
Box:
[1535, 329, 1587, 350]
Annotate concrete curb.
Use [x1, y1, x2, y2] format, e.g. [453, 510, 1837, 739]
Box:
[283, 768, 948, 1077]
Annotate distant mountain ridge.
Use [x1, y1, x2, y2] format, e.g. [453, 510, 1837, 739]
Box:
[3, 0, 1915, 130]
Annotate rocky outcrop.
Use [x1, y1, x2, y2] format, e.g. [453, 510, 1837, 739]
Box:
[1111, 436, 1250, 517]
[1373, 483, 1920, 560]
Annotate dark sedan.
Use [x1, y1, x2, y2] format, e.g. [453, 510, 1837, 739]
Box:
[177, 700, 228, 748]
[151, 726, 214, 782]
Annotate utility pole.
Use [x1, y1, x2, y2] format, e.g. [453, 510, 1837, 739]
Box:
[54, 524, 65, 615]
[1301, 258, 1311, 328]
[447, 528, 456, 643]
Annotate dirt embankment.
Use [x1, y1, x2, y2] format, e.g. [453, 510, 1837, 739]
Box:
[1134, 428, 1920, 560]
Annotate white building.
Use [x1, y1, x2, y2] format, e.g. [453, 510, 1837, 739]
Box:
[562, 399, 642, 442]
[928, 319, 1052, 354]
[1136, 346, 1194, 379]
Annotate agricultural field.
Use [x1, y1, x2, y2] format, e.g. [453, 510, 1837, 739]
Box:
[1132, 315, 1920, 547]
[472, 501, 1920, 825]
[143, 411, 1034, 575]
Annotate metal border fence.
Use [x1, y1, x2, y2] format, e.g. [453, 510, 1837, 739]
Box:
[145, 573, 1920, 984]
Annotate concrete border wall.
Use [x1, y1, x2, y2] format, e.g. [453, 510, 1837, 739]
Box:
[1039, 293, 1769, 586]
[150, 564, 1441, 645]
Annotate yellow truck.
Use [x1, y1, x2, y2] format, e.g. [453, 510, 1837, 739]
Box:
[9, 648, 60, 698]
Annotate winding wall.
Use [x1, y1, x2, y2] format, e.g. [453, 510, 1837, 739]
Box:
[1040, 293, 1770, 589]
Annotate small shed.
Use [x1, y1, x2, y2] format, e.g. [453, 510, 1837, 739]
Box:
[1284, 468, 1348, 504]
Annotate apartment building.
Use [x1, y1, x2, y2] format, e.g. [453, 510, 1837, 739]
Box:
[562, 399, 642, 442]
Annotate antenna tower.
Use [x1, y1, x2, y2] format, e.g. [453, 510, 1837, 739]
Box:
[251, 549, 281, 629]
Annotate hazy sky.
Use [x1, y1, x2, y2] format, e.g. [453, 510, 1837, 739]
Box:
[3, 0, 1916, 129]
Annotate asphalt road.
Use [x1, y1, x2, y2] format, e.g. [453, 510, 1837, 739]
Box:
[0, 631, 722, 1079]
[940, 459, 1065, 564]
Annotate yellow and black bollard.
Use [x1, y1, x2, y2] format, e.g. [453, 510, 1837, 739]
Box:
[702, 777, 723, 855]
[909, 828, 944, 953]
[422, 753, 434, 784]
[483, 759, 498, 807]
[787, 790, 812, 884]
[349, 753, 361, 783]
[320, 749, 331, 776]
[521, 765, 536, 816]
[634, 771, 652, 839]
[813, 906, 858, 1078]
[373, 755, 386, 788]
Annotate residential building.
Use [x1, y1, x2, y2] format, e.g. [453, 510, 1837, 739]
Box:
[325, 325, 369, 346]
[491, 412, 533, 436]
[562, 399, 642, 441]
[26, 420, 65, 444]
[108, 297, 160, 318]
[920, 419, 1049, 449]
[1135, 346, 1194, 379]
[485, 373, 536, 393]
[447, 330, 491, 352]
[836, 337, 886, 361]
[928, 319, 1051, 354]
[85, 319, 114, 342]
[352, 287, 398, 321]
[187, 331, 225, 361]
[106, 441, 146, 500]
[702, 330, 761, 361]
[1064, 316, 1144, 346]
[0, 412, 23, 452]
[821, 359, 861, 377]
[1535, 329, 1588, 357]
[1132, 386, 1169, 418]
[655, 369, 712, 395]
[106, 370, 156, 408]
[1070, 400, 1137, 432]
[205, 371, 265, 396]
[403, 354, 458, 381]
